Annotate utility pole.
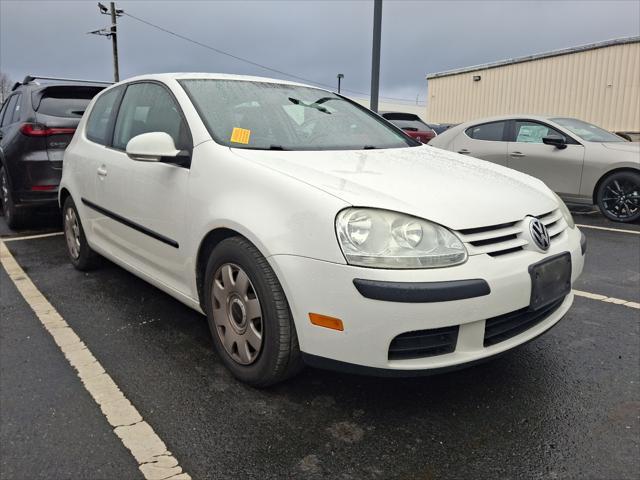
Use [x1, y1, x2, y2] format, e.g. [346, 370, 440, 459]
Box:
[90, 3, 123, 82]
[337, 73, 344, 93]
[110, 2, 120, 82]
[369, 0, 382, 113]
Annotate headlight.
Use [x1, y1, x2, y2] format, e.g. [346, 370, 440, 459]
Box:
[553, 192, 575, 228]
[336, 208, 467, 269]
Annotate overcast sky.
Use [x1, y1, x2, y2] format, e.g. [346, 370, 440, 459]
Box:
[1, 0, 639, 104]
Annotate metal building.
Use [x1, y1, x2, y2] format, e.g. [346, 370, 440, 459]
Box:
[426, 36, 639, 132]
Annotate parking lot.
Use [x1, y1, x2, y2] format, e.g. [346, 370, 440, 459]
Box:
[0, 209, 639, 480]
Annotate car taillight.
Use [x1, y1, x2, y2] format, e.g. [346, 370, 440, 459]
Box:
[20, 123, 76, 137]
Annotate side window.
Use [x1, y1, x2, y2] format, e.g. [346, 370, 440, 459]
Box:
[0, 100, 8, 125]
[86, 87, 123, 145]
[1, 95, 19, 127]
[10, 94, 22, 123]
[514, 121, 563, 143]
[465, 121, 506, 141]
[112, 83, 189, 151]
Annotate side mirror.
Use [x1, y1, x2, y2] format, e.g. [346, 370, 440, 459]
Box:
[542, 135, 567, 150]
[126, 132, 180, 162]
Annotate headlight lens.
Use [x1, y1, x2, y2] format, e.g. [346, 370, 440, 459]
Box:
[336, 208, 467, 269]
[553, 192, 575, 228]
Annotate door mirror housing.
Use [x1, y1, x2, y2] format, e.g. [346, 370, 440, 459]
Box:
[126, 132, 181, 162]
[542, 134, 567, 149]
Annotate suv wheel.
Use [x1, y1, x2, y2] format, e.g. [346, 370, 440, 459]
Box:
[203, 237, 303, 387]
[63, 196, 100, 270]
[596, 171, 640, 223]
[1, 166, 25, 230]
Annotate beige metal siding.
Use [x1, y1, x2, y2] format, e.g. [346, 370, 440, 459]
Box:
[427, 42, 640, 131]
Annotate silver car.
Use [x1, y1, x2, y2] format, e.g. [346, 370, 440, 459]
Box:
[430, 115, 640, 222]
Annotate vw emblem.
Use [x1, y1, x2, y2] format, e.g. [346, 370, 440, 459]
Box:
[529, 218, 551, 251]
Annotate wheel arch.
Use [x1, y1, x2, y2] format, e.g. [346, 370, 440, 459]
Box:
[195, 227, 255, 310]
[592, 167, 640, 204]
[59, 187, 72, 209]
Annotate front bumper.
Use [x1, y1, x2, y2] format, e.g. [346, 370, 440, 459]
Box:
[268, 226, 584, 373]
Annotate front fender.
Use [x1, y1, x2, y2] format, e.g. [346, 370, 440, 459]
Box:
[184, 143, 350, 297]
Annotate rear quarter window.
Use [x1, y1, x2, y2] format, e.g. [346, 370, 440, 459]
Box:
[85, 87, 123, 145]
[465, 121, 507, 141]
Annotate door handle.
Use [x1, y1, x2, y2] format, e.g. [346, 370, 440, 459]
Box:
[510, 151, 525, 157]
[458, 149, 470, 154]
[97, 165, 108, 177]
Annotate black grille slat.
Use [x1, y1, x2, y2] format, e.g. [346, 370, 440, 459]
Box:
[458, 221, 517, 236]
[483, 298, 564, 347]
[470, 233, 518, 247]
[389, 326, 459, 360]
[488, 246, 523, 257]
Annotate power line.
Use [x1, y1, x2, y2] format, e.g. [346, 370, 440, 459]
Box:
[122, 11, 426, 105]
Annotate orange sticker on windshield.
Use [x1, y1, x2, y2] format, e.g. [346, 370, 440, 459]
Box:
[230, 127, 251, 144]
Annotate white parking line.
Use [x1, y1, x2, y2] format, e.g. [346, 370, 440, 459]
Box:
[2, 231, 64, 242]
[573, 289, 640, 310]
[0, 241, 190, 480]
[576, 224, 640, 235]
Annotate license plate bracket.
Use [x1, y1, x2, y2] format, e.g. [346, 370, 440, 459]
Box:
[529, 252, 572, 311]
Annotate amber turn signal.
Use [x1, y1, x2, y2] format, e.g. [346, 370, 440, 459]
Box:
[308, 313, 344, 331]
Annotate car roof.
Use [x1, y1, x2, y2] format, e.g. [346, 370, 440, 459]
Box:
[455, 114, 566, 127]
[121, 72, 321, 90]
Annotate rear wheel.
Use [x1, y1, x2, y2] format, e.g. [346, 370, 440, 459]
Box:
[63, 196, 100, 270]
[203, 236, 303, 387]
[0, 166, 25, 230]
[596, 171, 640, 223]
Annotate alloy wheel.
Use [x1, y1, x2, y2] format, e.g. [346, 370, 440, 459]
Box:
[64, 207, 81, 260]
[211, 263, 264, 365]
[601, 178, 640, 221]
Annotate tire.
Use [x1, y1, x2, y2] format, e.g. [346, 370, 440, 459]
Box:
[203, 236, 303, 387]
[596, 170, 640, 223]
[0, 166, 26, 230]
[63, 196, 100, 270]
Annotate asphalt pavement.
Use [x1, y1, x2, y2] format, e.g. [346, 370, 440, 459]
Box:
[1, 209, 639, 480]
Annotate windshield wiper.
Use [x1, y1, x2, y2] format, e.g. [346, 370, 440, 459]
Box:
[363, 145, 377, 150]
[288, 97, 331, 114]
[241, 145, 288, 151]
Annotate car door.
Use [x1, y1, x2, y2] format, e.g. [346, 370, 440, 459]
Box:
[452, 120, 509, 166]
[77, 86, 125, 231]
[506, 120, 585, 196]
[94, 81, 192, 293]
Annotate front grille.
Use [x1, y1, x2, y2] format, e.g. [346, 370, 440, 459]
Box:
[388, 326, 459, 360]
[483, 297, 565, 347]
[455, 210, 567, 257]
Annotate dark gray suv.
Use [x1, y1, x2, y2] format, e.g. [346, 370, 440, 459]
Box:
[0, 75, 109, 228]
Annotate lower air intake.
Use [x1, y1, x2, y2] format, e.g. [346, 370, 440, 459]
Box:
[388, 326, 459, 360]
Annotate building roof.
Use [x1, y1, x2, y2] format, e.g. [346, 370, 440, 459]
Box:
[426, 35, 640, 80]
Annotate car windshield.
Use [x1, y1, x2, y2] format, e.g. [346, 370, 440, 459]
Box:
[383, 113, 431, 132]
[180, 79, 417, 151]
[551, 117, 625, 143]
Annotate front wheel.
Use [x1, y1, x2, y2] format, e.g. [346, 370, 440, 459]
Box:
[203, 237, 303, 387]
[596, 171, 640, 223]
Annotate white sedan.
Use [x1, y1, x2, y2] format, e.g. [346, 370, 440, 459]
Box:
[430, 115, 640, 223]
[60, 74, 585, 386]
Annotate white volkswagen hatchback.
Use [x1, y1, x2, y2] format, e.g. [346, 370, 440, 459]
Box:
[60, 73, 585, 386]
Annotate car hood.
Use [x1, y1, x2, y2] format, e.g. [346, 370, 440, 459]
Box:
[600, 142, 640, 154]
[231, 145, 557, 230]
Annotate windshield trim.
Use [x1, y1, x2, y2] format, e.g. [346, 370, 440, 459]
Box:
[178, 78, 420, 151]
[551, 117, 624, 143]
